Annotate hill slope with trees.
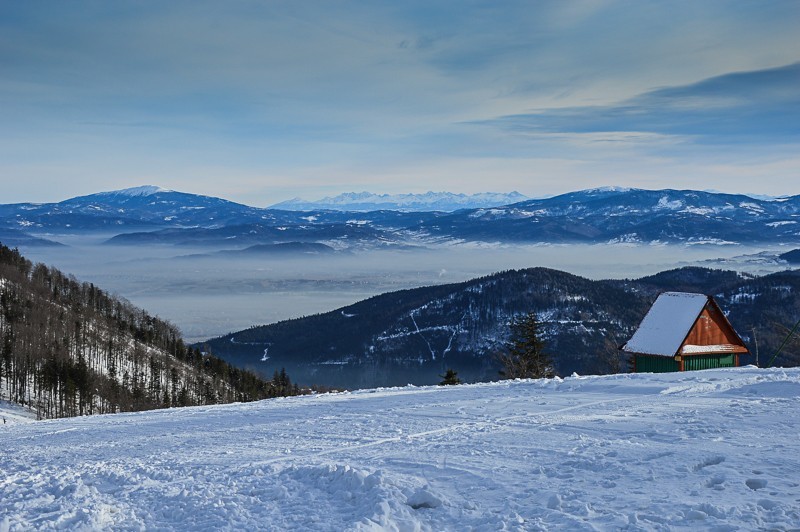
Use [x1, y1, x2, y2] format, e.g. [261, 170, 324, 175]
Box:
[201, 267, 800, 389]
[0, 243, 296, 419]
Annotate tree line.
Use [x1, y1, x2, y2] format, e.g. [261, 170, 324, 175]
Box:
[0, 243, 300, 419]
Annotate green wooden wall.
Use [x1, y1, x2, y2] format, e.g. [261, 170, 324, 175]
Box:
[634, 353, 737, 373]
[683, 353, 736, 371]
[635, 355, 679, 373]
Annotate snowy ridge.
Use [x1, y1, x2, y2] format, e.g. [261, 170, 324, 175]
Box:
[4, 186, 800, 246]
[96, 185, 171, 197]
[418, 188, 800, 245]
[270, 191, 529, 212]
[583, 186, 635, 194]
[2, 367, 798, 529]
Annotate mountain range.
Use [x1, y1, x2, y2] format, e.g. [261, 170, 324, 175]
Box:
[2, 186, 800, 250]
[269, 191, 529, 212]
[198, 265, 800, 389]
[3, 185, 800, 392]
[411, 188, 800, 245]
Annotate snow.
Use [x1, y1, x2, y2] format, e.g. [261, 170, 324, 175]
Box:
[684, 238, 738, 246]
[0, 400, 37, 425]
[584, 186, 633, 194]
[2, 367, 799, 530]
[656, 196, 684, 210]
[99, 185, 170, 197]
[681, 206, 716, 216]
[739, 202, 765, 214]
[623, 292, 709, 356]
[682, 344, 737, 354]
[270, 191, 529, 212]
[607, 233, 643, 244]
[766, 221, 797, 227]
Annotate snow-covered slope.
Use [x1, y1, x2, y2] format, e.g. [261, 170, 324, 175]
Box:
[2, 367, 798, 530]
[0, 399, 36, 425]
[88, 185, 172, 198]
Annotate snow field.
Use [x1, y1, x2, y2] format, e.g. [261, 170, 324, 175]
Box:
[1, 367, 799, 530]
[0, 400, 36, 426]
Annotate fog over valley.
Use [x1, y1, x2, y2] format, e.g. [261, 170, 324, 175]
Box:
[21, 234, 792, 343]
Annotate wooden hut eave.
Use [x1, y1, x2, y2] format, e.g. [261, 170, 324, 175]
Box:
[681, 344, 749, 355]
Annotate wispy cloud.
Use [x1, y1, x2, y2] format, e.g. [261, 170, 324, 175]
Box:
[0, 1, 798, 202]
[483, 63, 800, 141]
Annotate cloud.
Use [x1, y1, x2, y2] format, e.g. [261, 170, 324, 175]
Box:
[481, 63, 800, 142]
[1, 1, 799, 202]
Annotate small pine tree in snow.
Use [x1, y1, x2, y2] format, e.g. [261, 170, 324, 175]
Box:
[497, 312, 555, 379]
[439, 369, 461, 385]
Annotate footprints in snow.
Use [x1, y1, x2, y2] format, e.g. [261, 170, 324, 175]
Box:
[691, 456, 773, 493]
[705, 474, 725, 490]
[692, 455, 730, 491]
[692, 455, 725, 472]
[745, 478, 768, 491]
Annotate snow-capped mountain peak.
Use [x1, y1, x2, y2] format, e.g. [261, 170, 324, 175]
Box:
[99, 185, 172, 197]
[583, 186, 636, 194]
[269, 191, 529, 212]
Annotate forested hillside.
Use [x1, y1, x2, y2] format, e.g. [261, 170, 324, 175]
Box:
[0, 244, 296, 419]
[202, 266, 800, 389]
[202, 268, 652, 388]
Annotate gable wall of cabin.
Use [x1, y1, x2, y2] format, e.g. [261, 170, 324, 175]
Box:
[683, 305, 746, 351]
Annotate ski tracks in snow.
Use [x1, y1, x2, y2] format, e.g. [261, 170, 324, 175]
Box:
[2, 368, 800, 530]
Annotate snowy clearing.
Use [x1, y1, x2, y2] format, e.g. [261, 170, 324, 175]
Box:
[2, 367, 799, 530]
[0, 400, 36, 426]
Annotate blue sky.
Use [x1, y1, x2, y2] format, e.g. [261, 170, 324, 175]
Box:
[1, 1, 798, 205]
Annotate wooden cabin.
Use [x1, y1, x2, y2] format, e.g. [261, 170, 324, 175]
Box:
[621, 292, 749, 372]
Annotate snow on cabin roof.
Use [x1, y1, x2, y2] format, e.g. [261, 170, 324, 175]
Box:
[623, 292, 709, 357]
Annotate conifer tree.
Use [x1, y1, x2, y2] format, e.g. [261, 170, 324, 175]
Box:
[497, 311, 555, 379]
[439, 368, 461, 385]
[0, 242, 303, 418]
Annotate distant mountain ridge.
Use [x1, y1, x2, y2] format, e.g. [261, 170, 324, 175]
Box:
[90, 185, 172, 197]
[413, 188, 800, 245]
[3, 185, 800, 248]
[269, 191, 529, 212]
[0, 186, 448, 243]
